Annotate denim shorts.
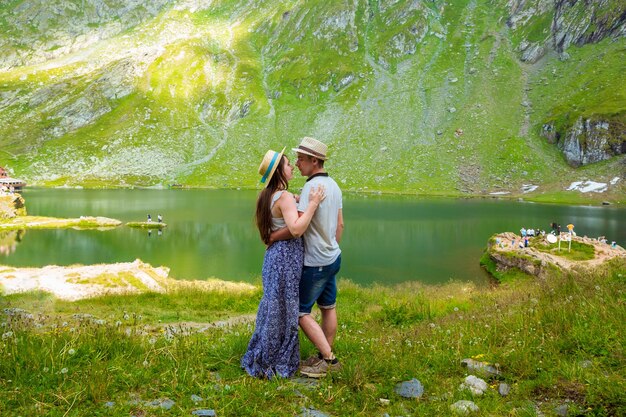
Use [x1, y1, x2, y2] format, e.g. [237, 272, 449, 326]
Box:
[299, 254, 341, 316]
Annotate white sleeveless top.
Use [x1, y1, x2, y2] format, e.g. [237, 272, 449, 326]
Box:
[270, 191, 287, 231]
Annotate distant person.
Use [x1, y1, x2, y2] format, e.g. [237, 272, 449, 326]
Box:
[147, 214, 152, 223]
[157, 214, 163, 223]
[241, 148, 325, 379]
[520, 227, 527, 237]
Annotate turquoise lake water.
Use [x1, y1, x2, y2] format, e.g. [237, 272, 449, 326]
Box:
[1, 188, 624, 286]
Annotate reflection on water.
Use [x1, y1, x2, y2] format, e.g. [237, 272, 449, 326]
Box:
[2, 188, 625, 286]
[0, 229, 25, 257]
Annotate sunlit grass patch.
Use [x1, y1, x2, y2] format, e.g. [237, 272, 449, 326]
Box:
[534, 239, 595, 261]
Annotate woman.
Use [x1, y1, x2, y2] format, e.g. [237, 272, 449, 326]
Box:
[241, 148, 325, 378]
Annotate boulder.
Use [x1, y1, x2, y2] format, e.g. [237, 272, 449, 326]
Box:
[394, 378, 424, 398]
[0, 194, 27, 219]
[451, 400, 479, 415]
[459, 375, 488, 395]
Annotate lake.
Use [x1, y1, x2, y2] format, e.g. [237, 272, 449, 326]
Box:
[1, 188, 624, 286]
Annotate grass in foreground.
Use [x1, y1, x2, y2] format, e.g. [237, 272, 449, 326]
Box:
[0, 259, 624, 416]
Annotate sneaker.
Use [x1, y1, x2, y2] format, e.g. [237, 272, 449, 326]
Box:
[299, 358, 341, 378]
[300, 353, 323, 367]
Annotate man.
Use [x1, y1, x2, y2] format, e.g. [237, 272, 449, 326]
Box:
[270, 136, 344, 378]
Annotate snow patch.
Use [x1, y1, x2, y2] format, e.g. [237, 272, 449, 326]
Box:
[566, 181, 607, 193]
[610, 177, 621, 185]
[521, 184, 538, 193]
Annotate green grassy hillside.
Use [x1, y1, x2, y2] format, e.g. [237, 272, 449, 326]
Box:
[0, 0, 624, 202]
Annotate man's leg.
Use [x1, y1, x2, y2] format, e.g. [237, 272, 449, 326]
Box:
[320, 307, 337, 348]
[299, 314, 333, 359]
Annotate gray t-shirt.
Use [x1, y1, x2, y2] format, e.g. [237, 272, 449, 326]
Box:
[298, 174, 342, 267]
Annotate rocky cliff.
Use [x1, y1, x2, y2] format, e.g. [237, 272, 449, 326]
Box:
[0, 193, 27, 219]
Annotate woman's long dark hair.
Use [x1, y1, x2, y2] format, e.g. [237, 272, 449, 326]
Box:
[256, 155, 289, 245]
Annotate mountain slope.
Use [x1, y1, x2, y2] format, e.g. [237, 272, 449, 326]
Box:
[0, 0, 624, 201]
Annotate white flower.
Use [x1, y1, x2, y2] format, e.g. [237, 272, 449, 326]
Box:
[115, 321, 122, 327]
[143, 360, 149, 367]
[149, 337, 157, 345]
[454, 307, 459, 312]
[429, 323, 436, 328]
[60, 368, 68, 374]
[2, 331, 13, 339]
[68, 349, 76, 356]
[123, 313, 130, 320]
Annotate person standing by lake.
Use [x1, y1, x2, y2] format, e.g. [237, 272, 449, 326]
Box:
[241, 148, 326, 379]
[271, 137, 344, 378]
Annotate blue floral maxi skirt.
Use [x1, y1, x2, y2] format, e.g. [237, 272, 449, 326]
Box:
[241, 238, 304, 378]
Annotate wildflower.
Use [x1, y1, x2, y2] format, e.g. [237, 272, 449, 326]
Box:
[454, 307, 459, 312]
[123, 313, 130, 320]
[149, 337, 157, 345]
[60, 368, 68, 374]
[2, 331, 13, 339]
[68, 349, 76, 356]
[595, 285, 600, 291]
[115, 321, 122, 327]
[429, 323, 436, 328]
[62, 321, 68, 327]
[43, 367, 49, 372]
[143, 360, 149, 367]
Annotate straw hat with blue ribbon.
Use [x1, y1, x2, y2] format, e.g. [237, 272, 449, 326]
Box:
[258, 147, 286, 186]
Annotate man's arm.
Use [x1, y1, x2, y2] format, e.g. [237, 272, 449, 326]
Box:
[335, 209, 344, 243]
[268, 226, 293, 246]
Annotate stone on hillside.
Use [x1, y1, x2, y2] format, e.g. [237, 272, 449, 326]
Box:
[192, 410, 216, 417]
[451, 400, 479, 415]
[299, 406, 329, 417]
[498, 383, 510, 397]
[104, 401, 115, 408]
[394, 378, 424, 398]
[151, 398, 176, 410]
[448, 107, 457, 113]
[555, 404, 569, 416]
[459, 375, 488, 395]
[190, 394, 203, 403]
[0, 194, 27, 219]
[520, 42, 545, 63]
[461, 358, 501, 377]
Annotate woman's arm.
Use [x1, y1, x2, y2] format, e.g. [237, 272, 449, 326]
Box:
[279, 186, 325, 238]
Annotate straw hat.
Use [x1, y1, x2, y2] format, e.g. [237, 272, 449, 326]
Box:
[292, 136, 328, 160]
[258, 147, 285, 185]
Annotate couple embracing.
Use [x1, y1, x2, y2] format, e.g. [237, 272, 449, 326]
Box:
[241, 137, 344, 379]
